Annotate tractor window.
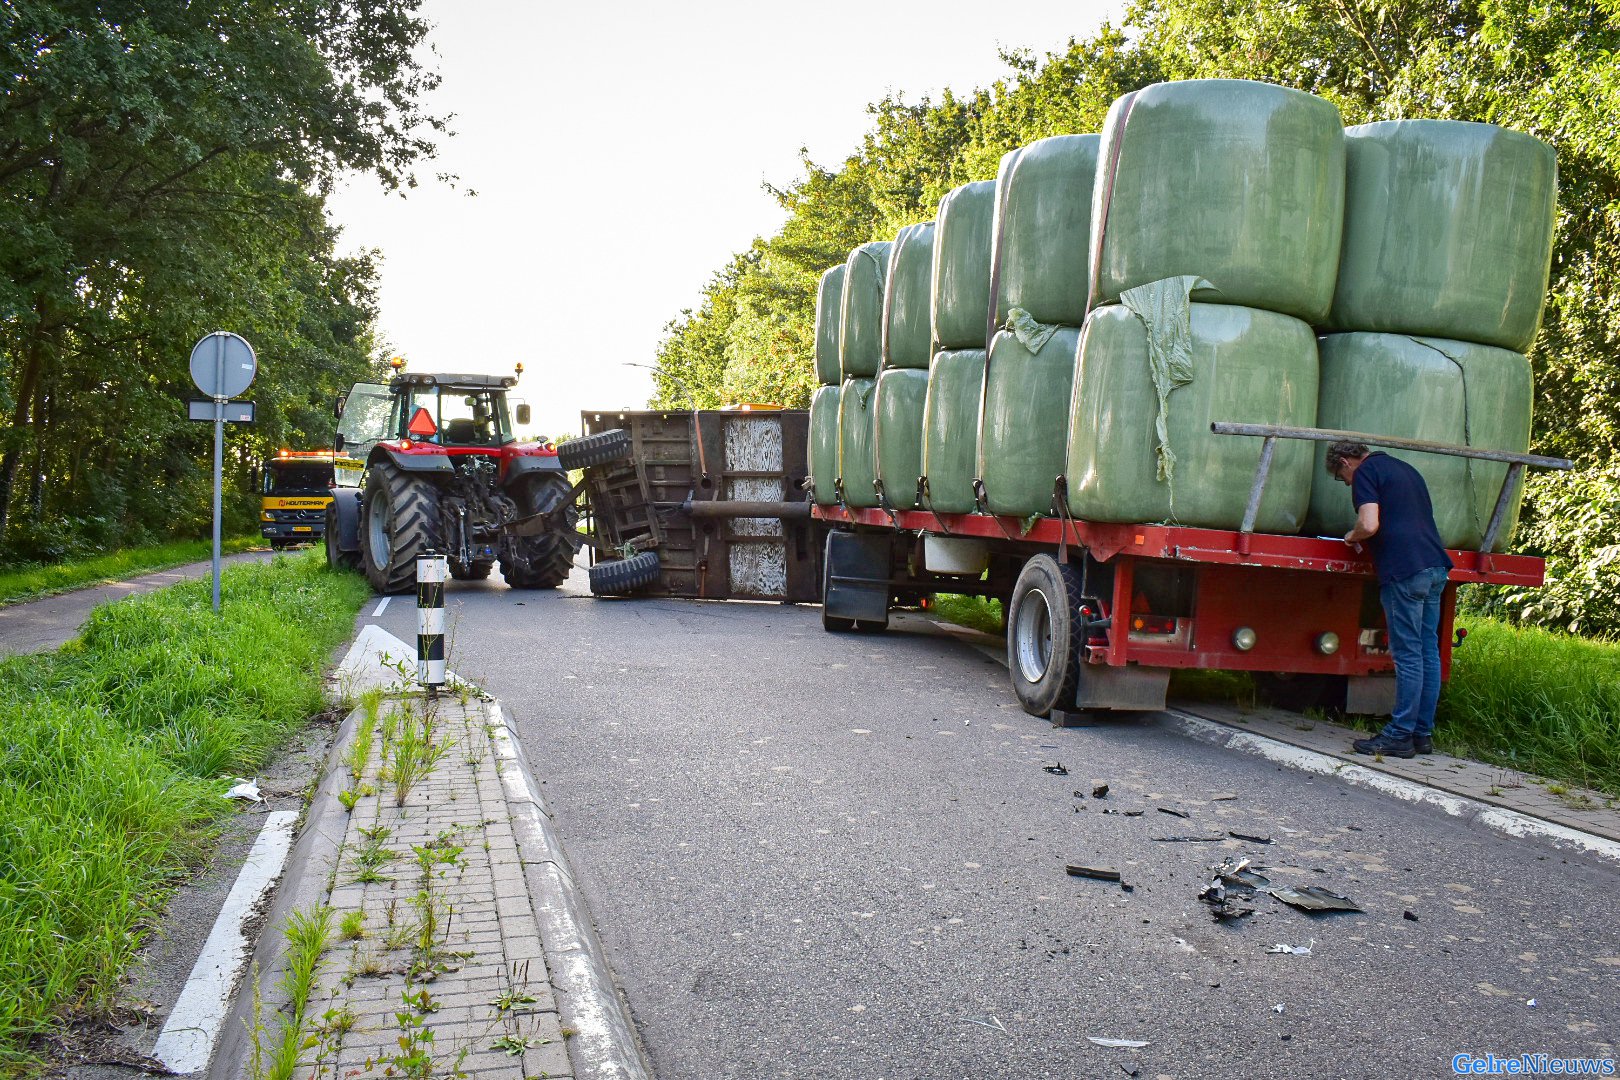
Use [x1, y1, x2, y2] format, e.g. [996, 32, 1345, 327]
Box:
[339, 384, 395, 444]
[405, 388, 514, 446]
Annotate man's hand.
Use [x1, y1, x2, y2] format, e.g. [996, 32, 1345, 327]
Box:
[1344, 501, 1380, 544]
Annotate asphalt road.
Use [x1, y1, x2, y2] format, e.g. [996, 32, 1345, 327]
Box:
[371, 567, 1620, 1080]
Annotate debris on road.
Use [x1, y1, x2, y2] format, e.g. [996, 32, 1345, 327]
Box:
[1044, 762, 1069, 775]
[1066, 864, 1122, 883]
[1151, 835, 1225, 843]
[1267, 943, 1314, 956]
[1103, 808, 1146, 817]
[1403, 910, 1420, 922]
[1212, 792, 1239, 801]
[1093, 783, 1110, 799]
[1087, 1037, 1149, 1048]
[1273, 1004, 1286, 1014]
[1157, 806, 1190, 819]
[1228, 830, 1274, 845]
[224, 777, 262, 802]
[1196, 877, 1254, 922]
[964, 1015, 1010, 1034]
[1269, 884, 1363, 914]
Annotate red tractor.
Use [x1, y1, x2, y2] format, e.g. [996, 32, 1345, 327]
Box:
[324, 367, 628, 593]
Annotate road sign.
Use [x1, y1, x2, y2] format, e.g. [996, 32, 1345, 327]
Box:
[189, 331, 257, 399]
[188, 400, 256, 423]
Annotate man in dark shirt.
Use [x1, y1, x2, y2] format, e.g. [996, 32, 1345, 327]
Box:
[1326, 441, 1454, 759]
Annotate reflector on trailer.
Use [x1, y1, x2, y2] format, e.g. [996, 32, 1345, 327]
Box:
[407, 407, 437, 437]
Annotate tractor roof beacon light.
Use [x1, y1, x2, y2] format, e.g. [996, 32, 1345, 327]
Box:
[389, 355, 406, 372]
[514, 362, 524, 379]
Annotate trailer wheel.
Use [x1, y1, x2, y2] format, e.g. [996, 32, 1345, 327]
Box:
[589, 551, 661, 596]
[1007, 554, 1086, 717]
[360, 464, 441, 594]
[557, 428, 632, 471]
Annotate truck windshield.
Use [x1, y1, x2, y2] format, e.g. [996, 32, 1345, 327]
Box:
[264, 463, 331, 495]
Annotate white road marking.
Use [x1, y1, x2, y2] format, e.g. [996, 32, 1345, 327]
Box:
[372, 595, 390, 616]
[1164, 709, 1620, 866]
[151, 810, 300, 1074]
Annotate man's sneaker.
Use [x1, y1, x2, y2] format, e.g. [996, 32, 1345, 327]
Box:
[1352, 734, 1417, 759]
[1413, 735, 1434, 755]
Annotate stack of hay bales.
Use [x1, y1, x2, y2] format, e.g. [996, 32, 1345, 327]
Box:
[1067, 79, 1343, 533]
[873, 222, 935, 509]
[921, 180, 997, 514]
[808, 264, 845, 507]
[838, 241, 891, 509]
[1306, 120, 1556, 550]
[977, 134, 1099, 516]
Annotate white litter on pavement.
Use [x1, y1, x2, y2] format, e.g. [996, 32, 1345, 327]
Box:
[223, 778, 261, 802]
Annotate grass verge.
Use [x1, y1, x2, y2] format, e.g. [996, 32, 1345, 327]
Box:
[0, 535, 262, 608]
[0, 552, 371, 1070]
[926, 594, 1619, 795]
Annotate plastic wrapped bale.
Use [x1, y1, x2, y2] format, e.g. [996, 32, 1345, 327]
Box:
[874, 367, 929, 509]
[809, 384, 842, 507]
[920, 348, 987, 514]
[840, 242, 891, 378]
[979, 326, 1082, 516]
[1066, 299, 1319, 532]
[883, 222, 936, 370]
[839, 377, 879, 508]
[814, 264, 847, 385]
[1089, 79, 1345, 324]
[992, 134, 1100, 327]
[931, 180, 998, 349]
[1328, 120, 1558, 353]
[1305, 333, 1533, 551]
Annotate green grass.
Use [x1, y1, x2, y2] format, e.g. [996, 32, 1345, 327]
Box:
[0, 535, 262, 607]
[1436, 617, 1620, 797]
[0, 552, 371, 1070]
[929, 594, 1003, 636]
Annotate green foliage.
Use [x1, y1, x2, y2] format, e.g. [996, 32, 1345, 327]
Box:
[0, 1, 446, 561]
[0, 553, 371, 1067]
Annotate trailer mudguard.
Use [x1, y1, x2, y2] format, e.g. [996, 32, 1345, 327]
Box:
[331, 489, 363, 554]
[823, 530, 892, 624]
[503, 454, 567, 483]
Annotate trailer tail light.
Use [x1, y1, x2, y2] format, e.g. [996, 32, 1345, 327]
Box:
[1232, 626, 1257, 651]
[1359, 628, 1389, 654]
[1129, 614, 1177, 635]
[1314, 631, 1341, 656]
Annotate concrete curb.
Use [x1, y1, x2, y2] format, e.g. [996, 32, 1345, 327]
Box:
[489, 704, 654, 1080]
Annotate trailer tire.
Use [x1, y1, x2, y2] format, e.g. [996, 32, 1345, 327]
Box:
[589, 551, 661, 596]
[360, 464, 441, 594]
[501, 474, 577, 589]
[1007, 554, 1086, 717]
[557, 429, 631, 471]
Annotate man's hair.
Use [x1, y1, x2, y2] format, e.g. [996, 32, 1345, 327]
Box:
[1324, 441, 1371, 475]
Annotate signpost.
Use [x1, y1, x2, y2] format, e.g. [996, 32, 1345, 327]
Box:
[188, 332, 257, 612]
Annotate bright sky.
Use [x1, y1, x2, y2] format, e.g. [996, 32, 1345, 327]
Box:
[325, 0, 1124, 438]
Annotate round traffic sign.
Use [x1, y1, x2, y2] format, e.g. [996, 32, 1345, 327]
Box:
[189, 332, 257, 398]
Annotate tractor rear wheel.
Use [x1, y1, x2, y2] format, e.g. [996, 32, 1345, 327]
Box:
[500, 473, 576, 589]
[360, 464, 442, 594]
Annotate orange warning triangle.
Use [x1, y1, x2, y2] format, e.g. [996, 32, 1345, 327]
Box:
[407, 406, 437, 437]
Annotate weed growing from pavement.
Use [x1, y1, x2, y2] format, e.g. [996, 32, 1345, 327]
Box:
[383, 700, 448, 808]
[0, 553, 369, 1070]
[344, 687, 384, 783]
[338, 910, 366, 941]
[246, 905, 335, 1080]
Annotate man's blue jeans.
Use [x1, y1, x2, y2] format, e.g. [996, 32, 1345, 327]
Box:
[1379, 565, 1450, 741]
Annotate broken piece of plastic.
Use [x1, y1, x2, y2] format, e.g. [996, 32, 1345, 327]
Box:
[1228, 830, 1273, 844]
[1266, 943, 1313, 956]
[1087, 1037, 1149, 1048]
[1269, 884, 1362, 914]
[1066, 864, 1122, 883]
[224, 777, 262, 802]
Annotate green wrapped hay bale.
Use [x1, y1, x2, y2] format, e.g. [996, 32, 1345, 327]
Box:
[920, 348, 987, 513]
[874, 367, 929, 509]
[814, 265, 846, 386]
[1067, 299, 1319, 532]
[979, 327, 1082, 516]
[839, 377, 879, 508]
[883, 223, 936, 370]
[1306, 333, 1533, 551]
[1329, 120, 1558, 353]
[992, 134, 1100, 327]
[809, 384, 842, 506]
[931, 180, 998, 350]
[840, 242, 891, 378]
[1090, 79, 1345, 324]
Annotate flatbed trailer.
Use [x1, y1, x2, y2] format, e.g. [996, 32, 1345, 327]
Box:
[814, 424, 1568, 720]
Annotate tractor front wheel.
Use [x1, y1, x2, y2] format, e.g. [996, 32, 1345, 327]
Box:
[360, 464, 442, 594]
[500, 473, 577, 589]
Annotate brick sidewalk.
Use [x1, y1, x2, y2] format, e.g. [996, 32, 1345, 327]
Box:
[290, 692, 573, 1080]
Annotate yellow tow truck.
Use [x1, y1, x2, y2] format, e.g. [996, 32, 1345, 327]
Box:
[259, 449, 335, 549]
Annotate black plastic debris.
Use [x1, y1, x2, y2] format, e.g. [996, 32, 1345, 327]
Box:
[1403, 910, 1420, 922]
[1150, 835, 1225, 843]
[1197, 877, 1254, 922]
[1066, 863, 1122, 883]
[1093, 783, 1110, 799]
[1124, 810, 1144, 817]
[1269, 884, 1363, 914]
[1228, 830, 1274, 845]
[1212, 792, 1239, 801]
[1045, 762, 1070, 775]
[1157, 807, 1190, 819]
